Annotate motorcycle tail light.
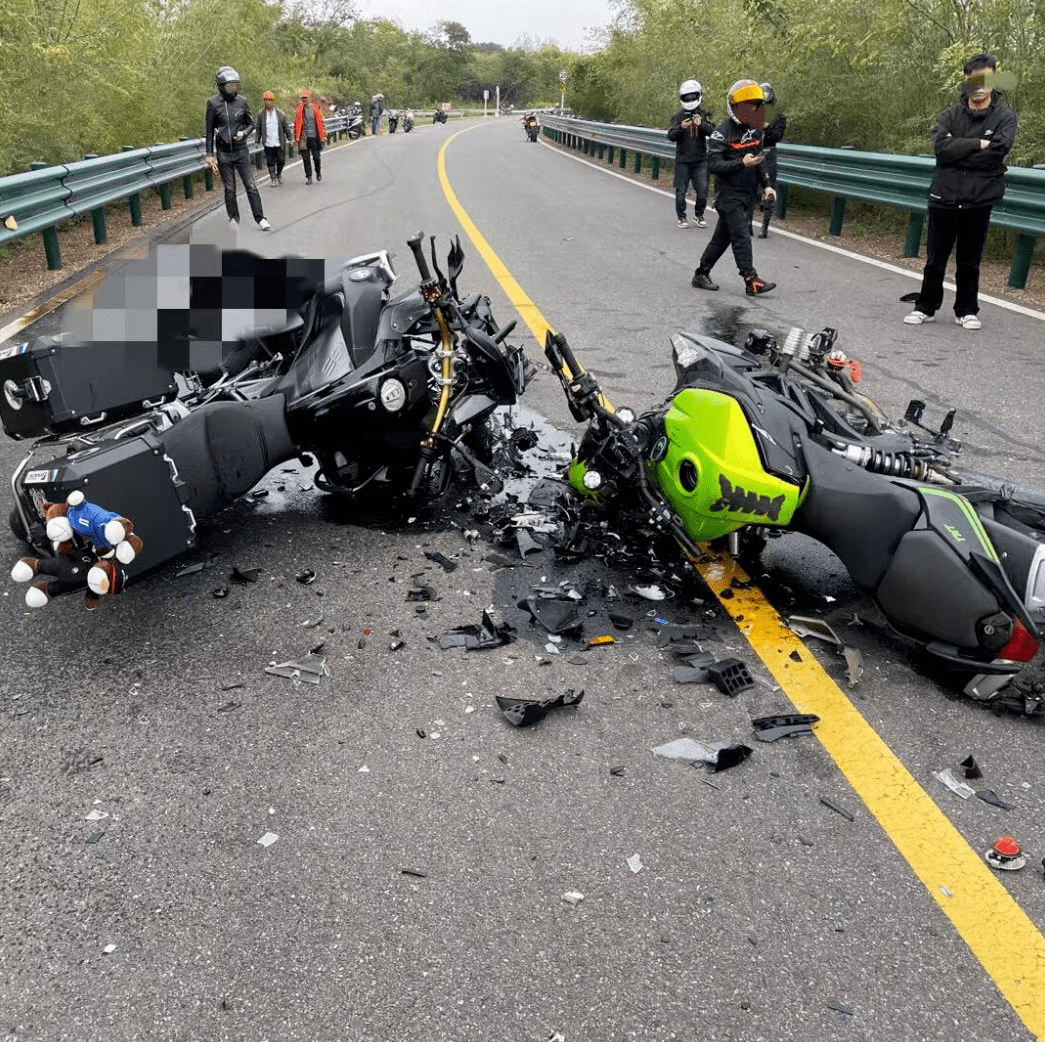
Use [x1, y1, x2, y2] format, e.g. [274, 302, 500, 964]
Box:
[997, 618, 1040, 663]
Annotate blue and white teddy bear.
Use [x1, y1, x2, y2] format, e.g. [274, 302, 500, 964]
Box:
[10, 491, 143, 609]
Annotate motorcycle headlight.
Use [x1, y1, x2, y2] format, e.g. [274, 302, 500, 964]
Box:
[616, 407, 635, 423]
[582, 469, 603, 491]
[379, 378, 407, 412]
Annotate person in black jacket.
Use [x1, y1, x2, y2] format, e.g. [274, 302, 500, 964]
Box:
[691, 80, 776, 296]
[904, 53, 1018, 330]
[205, 66, 270, 231]
[667, 80, 716, 228]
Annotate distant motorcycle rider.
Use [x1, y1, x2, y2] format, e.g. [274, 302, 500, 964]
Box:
[691, 80, 775, 295]
[667, 79, 715, 228]
[205, 66, 270, 231]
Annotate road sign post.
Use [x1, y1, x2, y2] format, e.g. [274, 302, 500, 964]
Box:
[558, 69, 567, 116]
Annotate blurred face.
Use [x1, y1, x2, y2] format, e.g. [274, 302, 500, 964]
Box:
[263, 97, 274, 109]
[223, 80, 240, 97]
[299, 93, 310, 105]
[965, 67, 996, 108]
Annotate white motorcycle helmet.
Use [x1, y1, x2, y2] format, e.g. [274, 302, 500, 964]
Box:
[679, 79, 702, 111]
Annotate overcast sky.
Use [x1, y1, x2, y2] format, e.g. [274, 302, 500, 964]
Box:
[354, 0, 619, 51]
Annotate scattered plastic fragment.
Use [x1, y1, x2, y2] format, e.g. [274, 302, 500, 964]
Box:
[826, 999, 854, 1016]
[175, 562, 206, 577]
[407, 585, 437, 602]
[358, 765, 370, 773]
[961, 755, 983, 780]
[103, 944, 117, 955]
[706, 658, 756, 697]
[842, 646, 864, 686]
[548, 1033, 566, 1042]
[296, 569, 316, 585]
[632, 585, 667, 601]
[626, 853, 644, 873]
[519, 594, 584, 635]
[424, 550, 458, 573]
[440, 609, 516, 650]
[788, 616, 841, 645]
[400, 868, 427, 878]
[933, 768, 975, 800]
[516, 530, 542, 558]
[976, 789, 1013, 811]
[674, 652, 715, 684]
[300, 617, 324, 629]
[218, 701, 241, 713]
[562, 891, 585, 905]
[608, 612, 635, 630]
[485, 552, 523, 569]
[609, 765, 626, 777]
[85, 809, 109, 821]
[231, 566, 261, 584]
[588, 635, 615, 646]
[819, 797, 855, 822]
[751, 714, 819, 741]
[652, 737, 752, 772]
[265, 655, 328, 684]
[985, 836, 1026, 871]
[212, 587, 230, 599]
[257, 832, 279, 847]
[86, 831, 105, 844]
[495, 688, 584, 728]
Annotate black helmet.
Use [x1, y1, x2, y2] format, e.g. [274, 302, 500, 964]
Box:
[216, 66, 240, 96]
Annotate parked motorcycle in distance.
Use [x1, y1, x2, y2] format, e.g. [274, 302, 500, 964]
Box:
[545, 327, 1045, 715]
[4, 235, 534, 606]
[522, 114, 539, 142]
[345, 105, 365, 139]
[388, 109, 399, 133]
[402, 109, 415, 133]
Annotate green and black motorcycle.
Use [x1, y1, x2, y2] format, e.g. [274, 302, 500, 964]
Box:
[545, 325, 1045, 714]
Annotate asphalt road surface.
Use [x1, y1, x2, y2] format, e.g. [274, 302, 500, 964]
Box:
[2, 117, 1044, 1042]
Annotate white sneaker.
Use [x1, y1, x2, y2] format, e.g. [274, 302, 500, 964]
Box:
[903, 310, 935, 325]
[676, 217, 689, 229]
[696, 216, 707, 228]
[228, 217, 239, 230]
[955, 314, 981, 330]
[258, 218, 272, 231]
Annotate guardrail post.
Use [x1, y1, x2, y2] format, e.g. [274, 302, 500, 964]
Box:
[597, 144, 604, 160]
[158, 181, 172, 210]
[829, 196, 846, 236]
[1008, 234, 1036, 289]
[651, 157, 660, 180]
[122, 147, 143, 225]
[607, 147, 614, 164]
[903, 212, 924, 257]
[81, 154, 108, 244]
[633, 151, 642, 174]
[619, 148, 627, 169]
[29, 162, 63, 270]
[777, 183, 790, 218]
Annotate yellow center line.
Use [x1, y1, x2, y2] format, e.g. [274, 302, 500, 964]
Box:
[437, 128, 1045, 1040]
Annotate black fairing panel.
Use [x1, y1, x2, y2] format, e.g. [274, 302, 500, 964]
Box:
[792, 439, 921, 591]
[875, 530, 1001, 647]
[159, 395, 297, 518]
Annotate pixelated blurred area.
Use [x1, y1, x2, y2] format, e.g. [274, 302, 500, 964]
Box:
[64, 245, 328, 376]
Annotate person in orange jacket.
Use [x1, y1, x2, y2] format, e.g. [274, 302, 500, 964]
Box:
[294, 88, 326, 184]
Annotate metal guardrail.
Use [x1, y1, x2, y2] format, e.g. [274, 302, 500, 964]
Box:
[0, 114, 351, 271]
[540, 114, 1044, 289]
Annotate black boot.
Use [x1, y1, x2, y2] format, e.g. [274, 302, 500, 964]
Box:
[268, 165, 277, 186]
[691, 270, 719, 291]
[744, 271, 776, 296]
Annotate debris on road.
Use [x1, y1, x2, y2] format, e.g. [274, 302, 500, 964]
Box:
[751, 714, 819, 741]
[265, 654, 328, 684]
[961, 755, 983, 779]
[826, 999, 854, 1016]
[562, 891, 585, 905]
[788, 616, 842, 645]
[440, 609, 516, 650]
[819, 797, 855, 822]
[400, 868, 427, 878]
[984, 836, 1026, 871]
[626, 853, 643, 873]
[975, 789, 1013, 811]
[257, 832, 279, 847]
[296, 568, 316, 585]
[175, 562, 207, 577]
[85, 808, 109, 821]
[652, 737, 752, 772]
[933, 768, 975, 800]
[706, 658, 756, 697]
[231, 566, 261, 584]
[842, 646, 864, 686]
[495, 688, 584, 728]
[424, 550, 458, 573]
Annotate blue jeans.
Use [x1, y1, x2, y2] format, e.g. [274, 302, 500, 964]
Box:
[674, 161, 709, 219]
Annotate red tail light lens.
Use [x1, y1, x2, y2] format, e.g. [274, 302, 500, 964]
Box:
[997, 618, 1041, 663]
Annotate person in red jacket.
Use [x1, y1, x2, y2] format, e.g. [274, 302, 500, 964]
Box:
[294, 89, 327, 185]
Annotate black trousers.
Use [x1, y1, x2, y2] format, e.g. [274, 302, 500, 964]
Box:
[216, 147, 264, 223]
[263, 145, 285, 177]
[674, 161, 709, 219]
[300, 137, 323, 179]
[915, 205, 993, 317]
[698, 203, 755, 277]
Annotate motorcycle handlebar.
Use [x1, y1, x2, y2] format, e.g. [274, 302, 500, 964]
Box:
[407, 233, 432, 283]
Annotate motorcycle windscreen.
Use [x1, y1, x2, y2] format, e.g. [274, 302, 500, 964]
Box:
[653, 387, 801, 541]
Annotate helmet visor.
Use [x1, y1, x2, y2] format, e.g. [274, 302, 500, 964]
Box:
[680, 91, 701, 104]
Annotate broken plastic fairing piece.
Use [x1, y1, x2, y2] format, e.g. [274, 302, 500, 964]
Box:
[496, 688, 584, 728]
[706, 658, 756, 697]
[751, 713, 819, 741]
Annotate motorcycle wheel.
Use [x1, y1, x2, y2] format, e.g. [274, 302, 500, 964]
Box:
[348, 127, 362, 140]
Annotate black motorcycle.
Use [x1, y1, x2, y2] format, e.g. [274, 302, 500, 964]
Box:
[4, 234, 533, 605]
[433, 109, 448, 125]
[402, 110, 415, 133]
[388, 110, 399, 133]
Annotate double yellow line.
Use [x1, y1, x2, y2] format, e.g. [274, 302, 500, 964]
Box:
[437, 125, 1045, 1039]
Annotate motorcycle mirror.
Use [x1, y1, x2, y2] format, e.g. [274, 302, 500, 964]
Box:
[447, 236, 464, 297]
[429, 235, 446, 290]
[671, 332, 710, 371]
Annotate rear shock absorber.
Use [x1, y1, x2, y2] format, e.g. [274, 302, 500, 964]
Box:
[833, 443, 944, 481]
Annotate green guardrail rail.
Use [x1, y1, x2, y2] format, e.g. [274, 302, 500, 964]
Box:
[0, 115, 349, 272]
[539, 114, 1044, 289]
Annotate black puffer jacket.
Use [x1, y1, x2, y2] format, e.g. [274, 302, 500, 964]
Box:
[667, 107, 715, 163]
[928, 91, 1018, 209]
[206, 93, 255, 155]
[706, 119, 770, 210]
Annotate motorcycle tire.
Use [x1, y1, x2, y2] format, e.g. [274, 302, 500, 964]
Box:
[348, 127, 362, 140]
